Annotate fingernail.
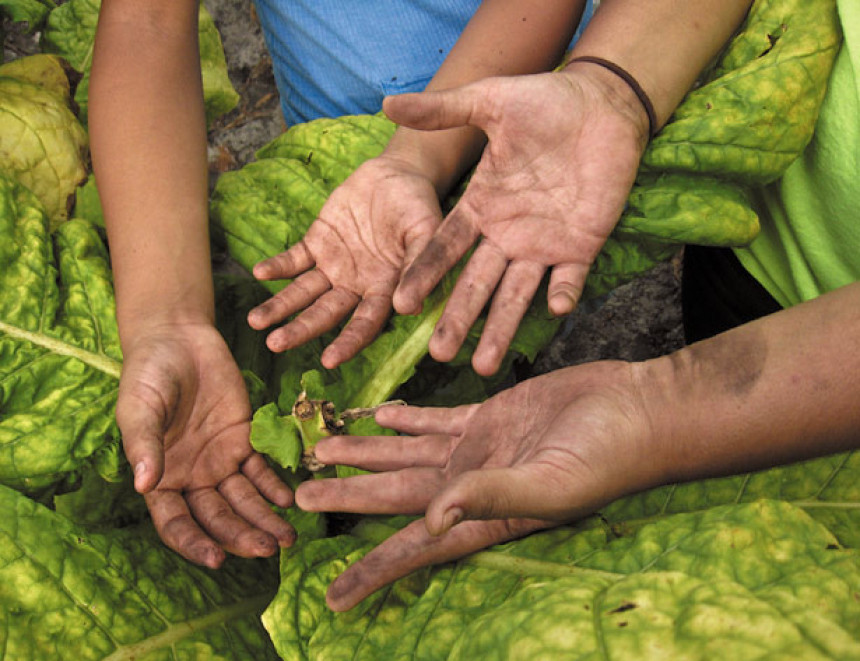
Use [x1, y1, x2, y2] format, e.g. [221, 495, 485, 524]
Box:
[441, 507, 464, 532]
[549, 293, 575, 316]
[255, 535, 278, 555]
[280, 529, 297, 547]
[133, 462, 147, 489]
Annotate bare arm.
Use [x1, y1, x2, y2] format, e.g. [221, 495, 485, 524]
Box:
[295, 282, 860, 611]
[384, 0, 752, 374]
[248, 1, 589, 366]
[90, 0, 211, 341]
[566, 0, 752, 129]
[386, 0, 589, 196]
[89, 1, 294, 566]
[647, 281, 860, 486]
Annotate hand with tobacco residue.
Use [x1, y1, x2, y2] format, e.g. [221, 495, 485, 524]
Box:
[117, 321, 295, 566]
[296, 281, 860, 611]
[386, 65, 650, 376]
[246, 153, 442, 369]
[294, 360, 661, 611]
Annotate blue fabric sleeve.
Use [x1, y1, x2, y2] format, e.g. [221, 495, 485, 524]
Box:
[252, 0, 594, 126]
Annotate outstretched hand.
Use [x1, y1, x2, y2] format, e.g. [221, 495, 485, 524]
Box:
[386, 65, 650, 375]
[117, 321, 295, 567]
[247, 154, 442, 368]
[295, 361, 663, 611]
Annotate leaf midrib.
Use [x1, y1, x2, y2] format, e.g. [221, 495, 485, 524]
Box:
[0, 319, 121, 379]
[102, 592, 275, 661]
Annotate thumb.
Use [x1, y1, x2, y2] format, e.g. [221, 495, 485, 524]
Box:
[116, 378, 171, 494]
[547, 262, 590, 317]
[425, 466, 574, 535]
[383, 83, 490, 132]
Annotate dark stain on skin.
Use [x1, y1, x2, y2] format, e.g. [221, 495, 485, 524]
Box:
[686, 327, 768, 397]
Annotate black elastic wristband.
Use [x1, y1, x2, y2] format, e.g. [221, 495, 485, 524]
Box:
[567, 55, 658, 138]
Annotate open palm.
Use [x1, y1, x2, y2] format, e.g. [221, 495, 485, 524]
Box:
[248, 154, 442, 368]
[117, 322, 294, 566]
[296, 360, 660, 611]
[387, 68, 649, 375]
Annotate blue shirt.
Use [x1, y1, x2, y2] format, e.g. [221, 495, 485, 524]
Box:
[253, 0, 594, 126]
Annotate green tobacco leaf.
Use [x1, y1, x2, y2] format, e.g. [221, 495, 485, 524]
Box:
[0, 53, 70, 97]
[210, 157, 330, 290]
[266, 500, 860, 660]
[213, 272, 292, 399]
[598, 0, 842, 295]
[0, 0, 54, 32]
[52, 467, 149, 530]
[73, 173, 105, 228]
[0, 174, 122, 496]
[603, 450, 860, 548]
[255, 113, 397, 185]
[197, 3, 241, 124]
[42, 0, 238, 125]
[642, 0, 841, 184]
[0, 56, 88, 228]
[250, 402, 302, 472]
[211, 114, 560, 419]
[0, 484, 280, 660]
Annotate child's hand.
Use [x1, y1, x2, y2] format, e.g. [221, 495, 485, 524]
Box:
[295, 360, 662, 611]
[247, 154, 441, 368]
[117, 321, 295, 566]
[387, 67, 650, 375]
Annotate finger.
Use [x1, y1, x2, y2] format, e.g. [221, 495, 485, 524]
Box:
[242, 453, 294, 508]
[145, 489, 226, 568]
[393, 207, 480, 315]
[116, 381, 171, 494]
[326, 516, 547, 612]
[425, 466, 578, 536]
[471, 260, 545, 376]
[312, 433, 454, 471]
[547, 262, 590, 317]
[374, 403, 478, 436]
[218, 473, 296, 548]
[295, 468, 446, 514]
[252, 241, 314, 281]
[320, 292, 392, 369]
[428, 241, 507, 363]
[401, 217, 437, 269]
[248, 269, 331, 331]
[382, 83, 490, 132]
[266, 288, 359, 352]
[184, 487, 281, 559]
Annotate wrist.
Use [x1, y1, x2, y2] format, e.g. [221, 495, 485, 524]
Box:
[382, 124, 484, 197]
[560, 59, 652, 150]
[628, 353, 699, 488]
[116, 300, 215, 353]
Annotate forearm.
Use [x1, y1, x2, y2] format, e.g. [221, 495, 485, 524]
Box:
[567, 0, 752, 130]
[90, 0, 212, 346]
[386, 0, 587, 195]
[642, 282, 860, 484]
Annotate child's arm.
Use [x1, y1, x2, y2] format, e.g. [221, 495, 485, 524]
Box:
[90, 0, 294, 567]
[387, 0, 753, 374]
[385, 0, 589, 196]
[249, 0, 589, 366]
[91, 0, 212, 338]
